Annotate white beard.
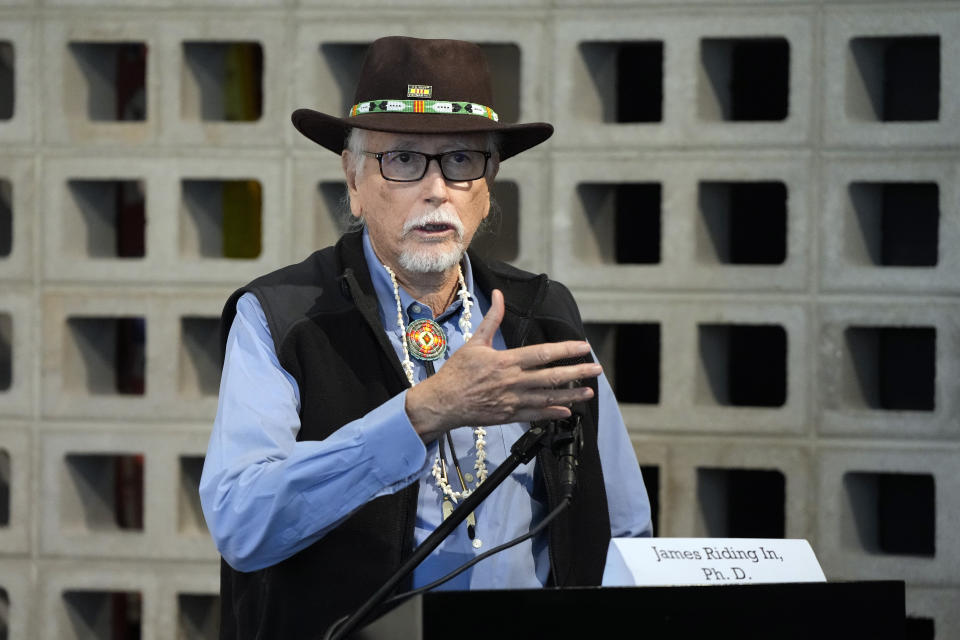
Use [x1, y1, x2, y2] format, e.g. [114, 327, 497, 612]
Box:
[398, 244, 464, 273]
[398, 208, 466, 274]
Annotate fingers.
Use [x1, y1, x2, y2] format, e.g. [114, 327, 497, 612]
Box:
[471, 289, 504, 346]
[515, 362, 603, 390]
[512, 340, 593, 370]
[523, 385, 594, 408]
[511, 392, 595, 423]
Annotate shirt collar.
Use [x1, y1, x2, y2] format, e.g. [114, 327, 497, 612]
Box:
[361, 227, 476, 330]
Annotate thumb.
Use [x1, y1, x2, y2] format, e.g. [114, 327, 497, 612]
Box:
[471, 289, 504, 346]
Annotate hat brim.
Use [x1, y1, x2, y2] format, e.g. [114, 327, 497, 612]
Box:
[292, 108, 553, 161]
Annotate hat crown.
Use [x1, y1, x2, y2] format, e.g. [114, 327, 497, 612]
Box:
[292, 36, 552, 160]
[353, 36, 495, 109]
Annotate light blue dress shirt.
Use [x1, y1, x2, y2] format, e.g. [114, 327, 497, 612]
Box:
[200, 230, 652, 589]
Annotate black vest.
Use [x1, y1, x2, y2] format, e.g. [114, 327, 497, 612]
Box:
[217, 231, 611, 639]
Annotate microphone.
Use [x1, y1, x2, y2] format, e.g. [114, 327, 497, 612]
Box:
[554, 380, 584, 501]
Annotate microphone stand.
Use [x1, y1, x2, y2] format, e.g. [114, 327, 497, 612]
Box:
[325, 421, 557, 640]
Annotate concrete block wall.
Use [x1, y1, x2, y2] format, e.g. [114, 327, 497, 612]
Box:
[0, 1, 956, 638]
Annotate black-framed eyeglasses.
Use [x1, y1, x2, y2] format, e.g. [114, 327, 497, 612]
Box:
[362, 149, 491, 182]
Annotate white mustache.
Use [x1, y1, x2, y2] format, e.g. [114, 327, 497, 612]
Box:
[402, 209, 464, 239]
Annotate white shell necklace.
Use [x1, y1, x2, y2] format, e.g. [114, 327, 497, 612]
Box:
[382, 263, 488, 529]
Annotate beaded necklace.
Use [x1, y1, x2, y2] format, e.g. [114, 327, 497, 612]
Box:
[383, 263, 487, 546]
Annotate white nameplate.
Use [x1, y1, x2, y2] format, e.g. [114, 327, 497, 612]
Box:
[602, 538, 826, 587]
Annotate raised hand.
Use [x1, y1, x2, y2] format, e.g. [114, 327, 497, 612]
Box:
[404, 289, 602, 440]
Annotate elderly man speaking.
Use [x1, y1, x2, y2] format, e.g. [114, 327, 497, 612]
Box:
[200, 36, 651, 639]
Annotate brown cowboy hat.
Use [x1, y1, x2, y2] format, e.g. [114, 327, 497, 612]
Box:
[292, 36, 553, 160]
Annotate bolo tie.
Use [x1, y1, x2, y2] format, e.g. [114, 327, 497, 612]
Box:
[408, 317, 480, 543]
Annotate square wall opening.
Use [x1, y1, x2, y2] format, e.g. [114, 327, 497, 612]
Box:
[179, 456, 206, 535]
[697, 468, 786, 538]
[0, 179, 11, 257]
[0, 449, 9, 526]
[62, 454, 144, 532]
[843, 471, 935, 556]
[640, 465, 659, 536]
[577, 41, 663, 123]
[182, 42, 263, 122]
[62, 590, 141, 640]
[178, 593, 219, 640]
[848, 36, 939, 122]
[180, 179, 262, 259]
[848, 182, 938, 267]
[697, 324, 787, 407]
[700, 38, 789, 121]
[65, 317, 146, 395]
[180, 317, 221, 397]
[575, 183, 661, 264]
[843, 326, 935, 411]
[66, 180, 146, 258]
[468, 180, 519, 263]
[698, 181, 787, 265]
[584, 322, 660, 404]
[68, 42, 146, 121]
[0, 42, 13, 120]
[0, 313, 10, 391]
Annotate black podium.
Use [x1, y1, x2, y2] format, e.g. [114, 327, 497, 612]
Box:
[353, 581, 904, 639]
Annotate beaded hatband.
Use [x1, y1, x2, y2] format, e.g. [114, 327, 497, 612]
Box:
[350, 99, 499, 122]
[382, 263, 487, 504]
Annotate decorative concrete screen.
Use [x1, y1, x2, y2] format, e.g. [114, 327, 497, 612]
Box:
[0, 2, 957, 638]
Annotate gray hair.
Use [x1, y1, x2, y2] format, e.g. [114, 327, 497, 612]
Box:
[344, 127, 369, 180]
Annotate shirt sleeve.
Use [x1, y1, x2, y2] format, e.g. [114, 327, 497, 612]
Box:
[595, 369, 654, 538]
[199, 293, 432, 572]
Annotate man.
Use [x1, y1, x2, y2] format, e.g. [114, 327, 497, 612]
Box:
[200, 36, 651, 639]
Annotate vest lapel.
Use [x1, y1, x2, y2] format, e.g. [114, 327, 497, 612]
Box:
[469, 252, 548, 349]
[335, 232, 412, 389]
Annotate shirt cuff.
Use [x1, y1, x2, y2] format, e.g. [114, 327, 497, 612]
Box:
[362, 390, 429, 486]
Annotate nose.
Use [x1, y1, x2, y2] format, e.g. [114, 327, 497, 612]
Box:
[421, 157, 449, 204]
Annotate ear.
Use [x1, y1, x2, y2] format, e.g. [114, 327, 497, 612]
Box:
[342, 152, 363, 219]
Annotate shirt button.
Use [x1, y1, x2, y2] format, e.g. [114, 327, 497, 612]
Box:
[411, 304, 422, 314]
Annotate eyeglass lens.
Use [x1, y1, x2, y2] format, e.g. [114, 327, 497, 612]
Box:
[380, 150, 486, 181]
